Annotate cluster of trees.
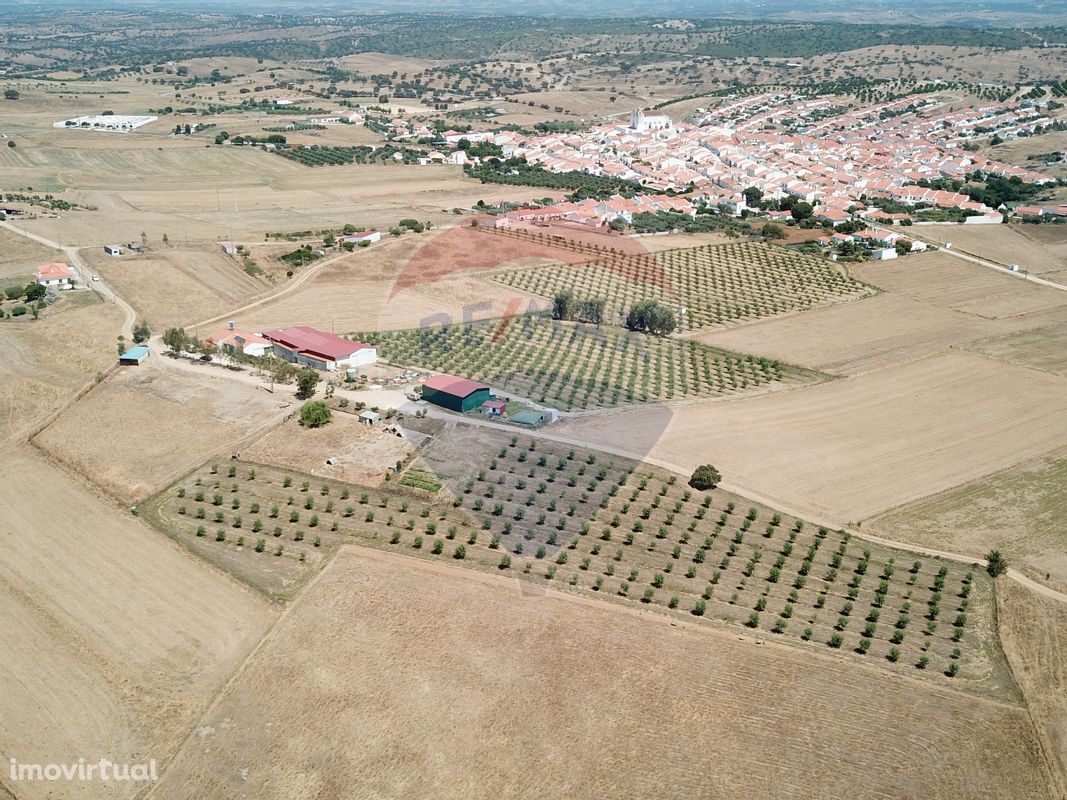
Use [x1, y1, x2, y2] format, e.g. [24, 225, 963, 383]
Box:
[625, 299, 676, 336]
[465, 157, 643, 200]
[629, 210, 749, 237]
[4, 282, 47, 303]
[551, 289, 606, 325]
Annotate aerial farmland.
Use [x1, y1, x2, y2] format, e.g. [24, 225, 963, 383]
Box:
[1, 5, 1066, 800]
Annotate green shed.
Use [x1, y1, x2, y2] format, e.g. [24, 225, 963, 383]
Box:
[421, 374, 492, 413]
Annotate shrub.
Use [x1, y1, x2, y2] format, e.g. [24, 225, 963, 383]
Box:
[691, 599, 706, 617]
[688, 464, 721, 491]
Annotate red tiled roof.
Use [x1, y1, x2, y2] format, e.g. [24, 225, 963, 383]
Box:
[35, 262, 72, 281]
[262, 325, 372, 361]
[424, 373, 490, 398]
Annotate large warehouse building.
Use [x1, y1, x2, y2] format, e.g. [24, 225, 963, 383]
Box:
[262, 325, 377, 372]
[421, 374, 492, 413]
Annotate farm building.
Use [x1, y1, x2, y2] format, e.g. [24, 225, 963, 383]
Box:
[262, 325, 377, 372]
[103, 244, 123, 256]
[870, 247, 898, 261]
[358, 410, 380, 425]
[35, 262, 74, 288]
[481, 399, 507, 417]
[341, 230, 381, 246]
[206, 328, 271, 358]
[119, 346, 150, 366]
[421, 374, 492, 413]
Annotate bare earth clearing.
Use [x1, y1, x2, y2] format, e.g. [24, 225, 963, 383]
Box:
[151, 547, 1051, 800]
[0, 227, 57, 281]
[0, 447, 274, 800]
[241, 413, 414, 489]
[34, 360, 289, 503]
[553, 351, 1067, 525]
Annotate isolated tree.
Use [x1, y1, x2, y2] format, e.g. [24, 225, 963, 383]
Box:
[162, 327, 188, 353]
[688, 464, 722, 491]
[985, 550, 1008, 578]
[132, 320, 151, 344]
[3, 89, 18, 100]
[299, 400, 331, 428]
[295, 368, 319, 399]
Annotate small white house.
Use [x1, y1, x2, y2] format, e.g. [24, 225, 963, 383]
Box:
[35, 262, 74, 288]
[870, 247, 898, 261]
[358, 410, 380, 425]
[104, 244, 123, 256]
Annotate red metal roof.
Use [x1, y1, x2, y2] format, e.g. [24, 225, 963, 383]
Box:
[262, 325, 372, 361]
[424, 373, 490, 398]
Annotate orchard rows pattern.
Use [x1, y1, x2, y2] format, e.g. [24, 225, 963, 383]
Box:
[493, 240, 875, 332]
[357, 316, 805, 411]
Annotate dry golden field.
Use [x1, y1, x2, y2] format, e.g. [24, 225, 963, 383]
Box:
[916, 225, 1067, 282]
[697, 252, 1067, 376]
[34, 359, 290, 503]
[0, 291, 122, 447]
[868, 448, 1067, 594]
[964, 323, 1067, 377]
[82, 245, 271, 329]
[998, 580, 1067, 798]
[151, 547, 1052, 800]
[0, 446, 274, 800]
[233, 230, 545, 333]
[553, 350, 1067, 526]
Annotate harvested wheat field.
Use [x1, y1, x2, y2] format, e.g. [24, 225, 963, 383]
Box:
[997, 581, 1067, 798]
[235, 231, 542, 333]
[692, 292, 992, 375]
[0, 292, 122, 447]
[241, 413, 414, 488]
[0, 446, 274, 800]
[918, 224, 1067, 280]
[853, 252, 1067, 317]
[964, 323, 1067, 377]
[553, 351, 1067, 525]
[151, 546, 1052, 800]
[867, 448, 1067, 593]
[0, 226, 59, 281]
[83, 246, 270, 329]
[34, 360, 288, 502]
